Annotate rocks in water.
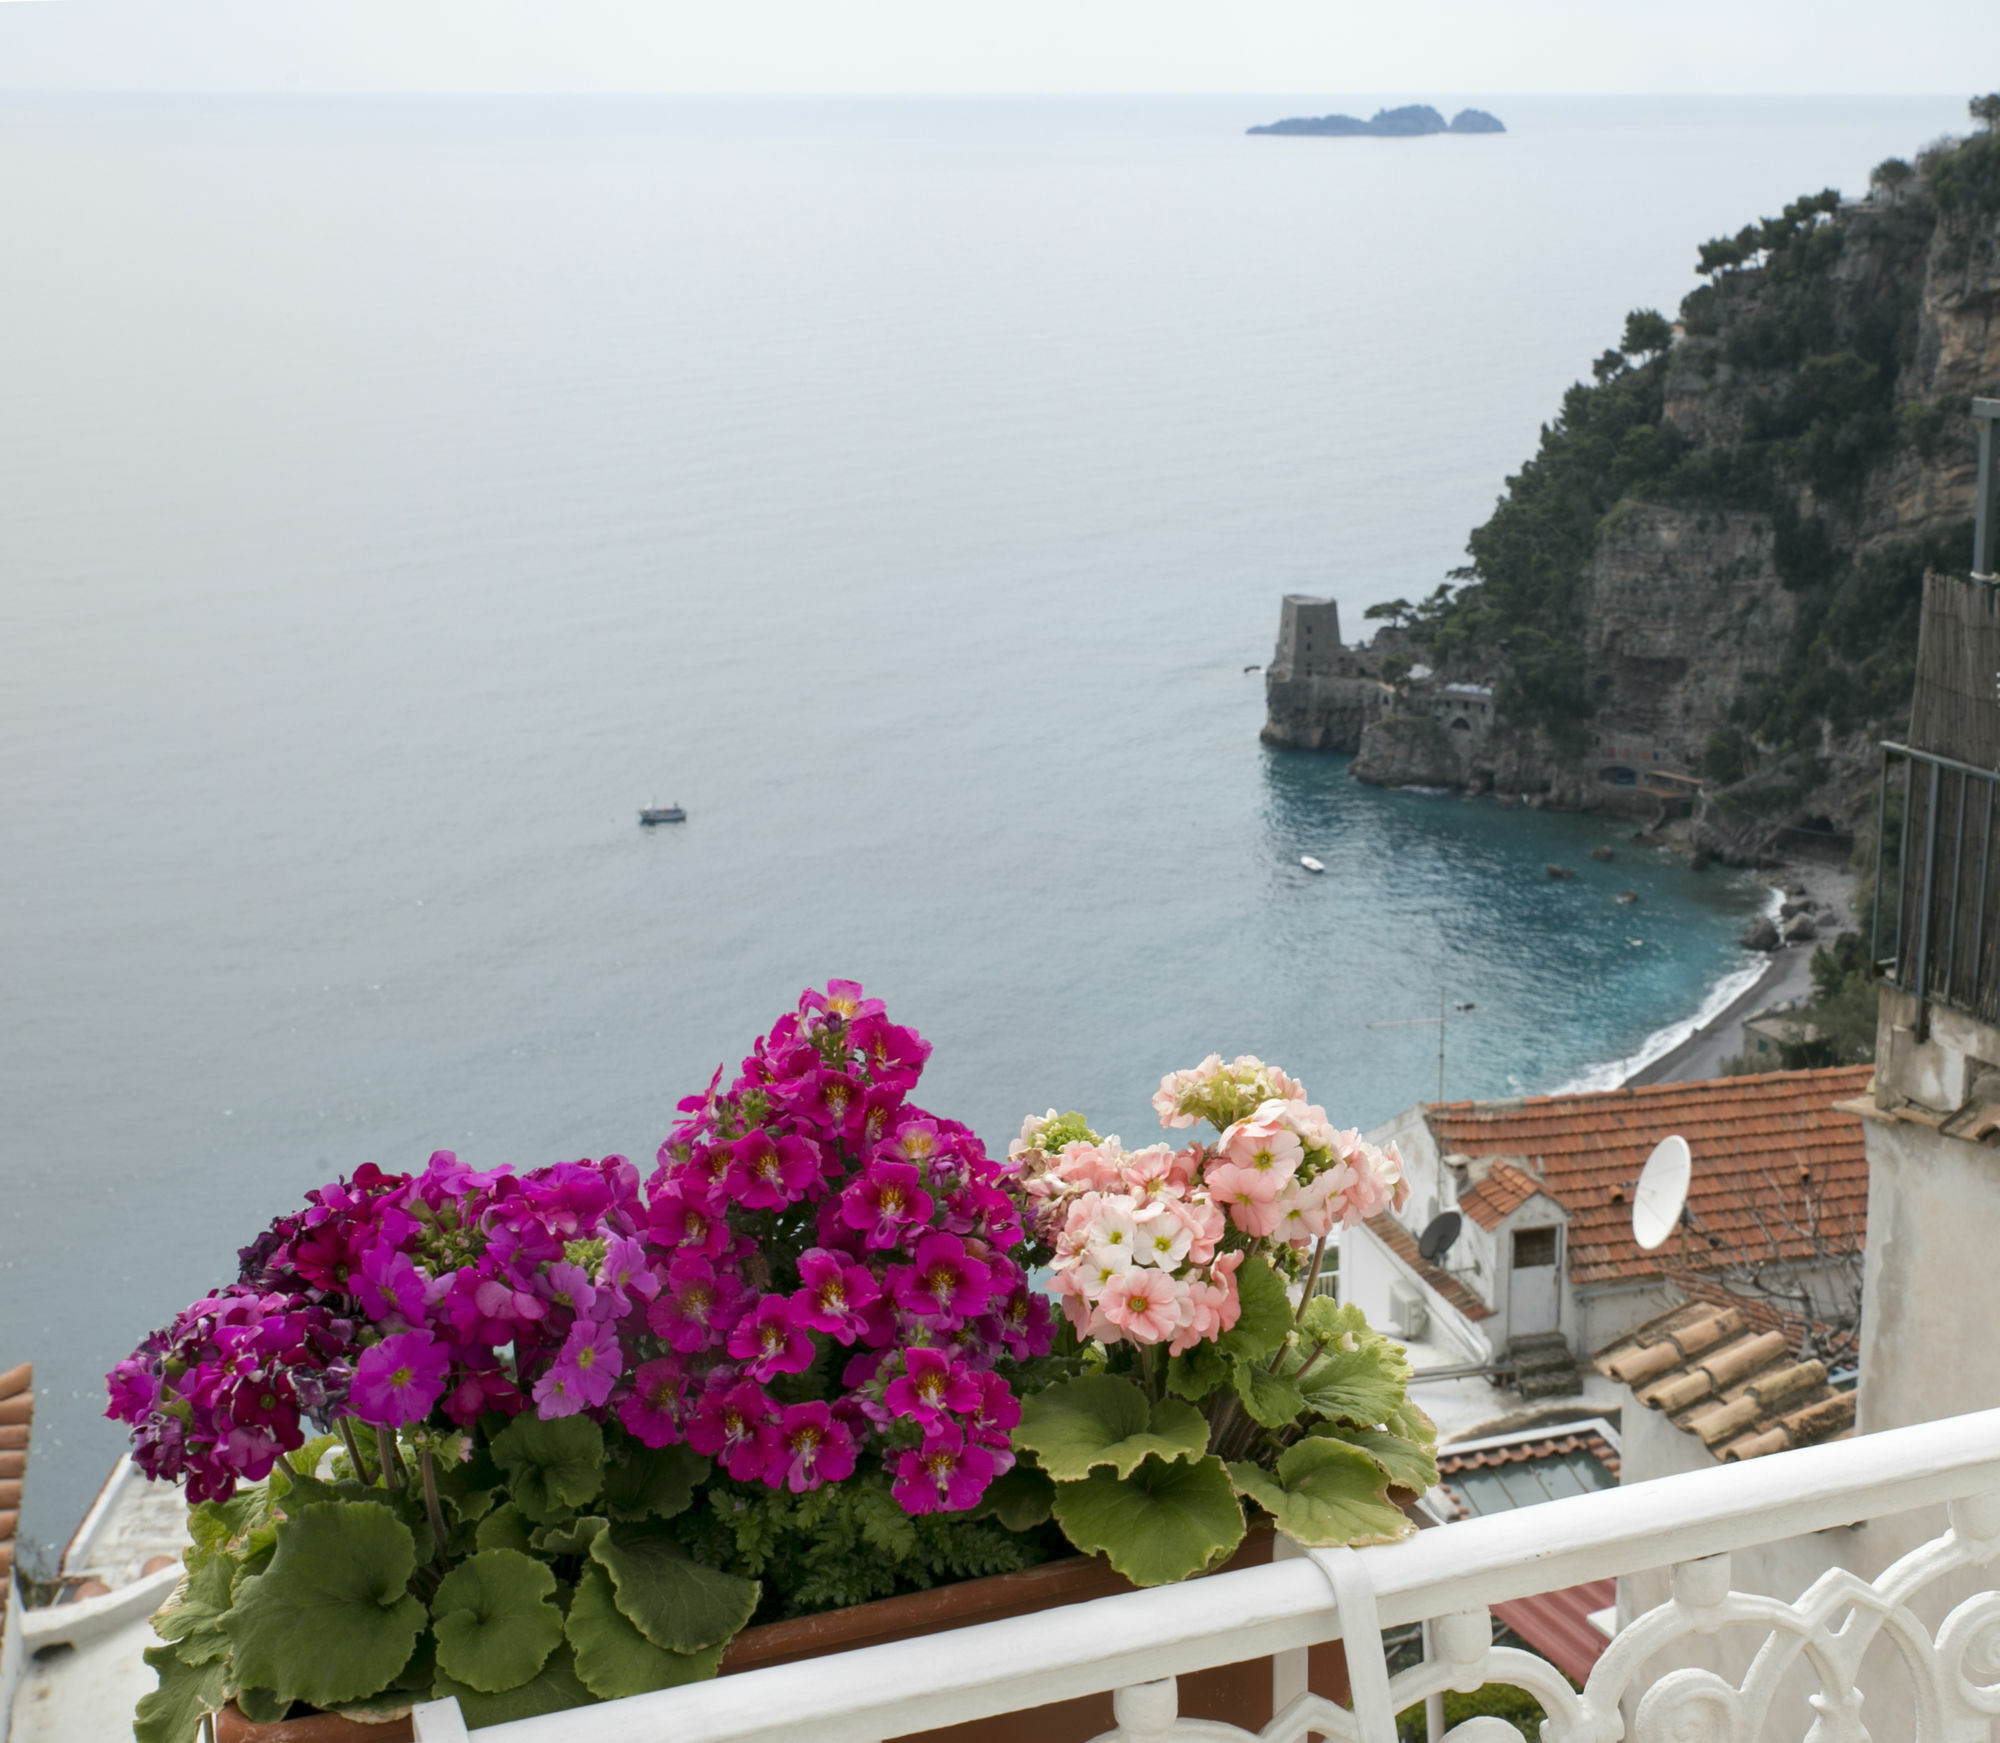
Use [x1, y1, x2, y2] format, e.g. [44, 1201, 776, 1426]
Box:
[1449, 108, 1507, 134]
[1782, 912, 1819, 943]
[1741, 915, 1780, 951]
[1547, 864, 1575, 880]
[1615, 890, 1638, 905]
[1691, 848, 1713, 871]
[1352, 712, 1461, 788]
[1247, 104, 1506, 138]
[1590, 845, 1616, 862]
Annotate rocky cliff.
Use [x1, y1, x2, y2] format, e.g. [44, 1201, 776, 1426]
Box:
[1285, 119, 2000, 864]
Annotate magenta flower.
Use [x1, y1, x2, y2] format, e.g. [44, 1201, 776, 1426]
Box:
[532, 1318, 622, 1418]
[993, 1285, 1056, 1361]
[726, 1295, 816, 1381]
[601, 1235, 661, 1304]
[724, 1131, 821, 1211]
[443, 1362, 520, 1426]
[350, 1331, 449, 1427]
[759, 1401, 857, 1493]
[839, 1159, 932, 1251]
[849, 1016, 931, 1091]
[964, 1369, 1021, 1446]
[893, 1232, 992, 1327]
[645, 1253, 743, 1354]
[891, 1424, 995, 1515]
[802, 979, 886, 1024]
[883, 1348, 980, 1424]
[685, 1381, 777, 1481]
[356, 1248, 427, 1326]
[791, 1249, 880, 1344]
[617, 1359, 684, 1447]
[538, 1260, 598, 1318]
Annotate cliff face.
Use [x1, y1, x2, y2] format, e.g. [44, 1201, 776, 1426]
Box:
[1308, 129, 2000, 862]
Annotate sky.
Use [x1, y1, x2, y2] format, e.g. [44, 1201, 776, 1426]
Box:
[0, 0, 1994, 96]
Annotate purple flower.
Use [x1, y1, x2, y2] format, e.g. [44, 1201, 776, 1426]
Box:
[617, 1359, 684, 1447]
[685, 1381, 777, 1480]
[532, 1318, 622, 1418]
[883, 1348, 980, 1424]
[725, 1295, 816, 1381]
[538, 1261, 598, 1318]
[350, 1331, 449, 1427]
[839, 1160, 932, 1251]
[723, 1131, 820, 1211]
[601, 1235, 660, 1304]
[791, 1249, 880, 1345]
[891, 1424, 994, 1515]
[645, 1253, 743, 1354]
[357, 1248, 427, 1326]
[893, 1231, 992, 1327]
[758, 1402, 856, 1493]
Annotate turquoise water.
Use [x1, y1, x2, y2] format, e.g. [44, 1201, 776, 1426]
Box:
[0, 93, 1956, 1553]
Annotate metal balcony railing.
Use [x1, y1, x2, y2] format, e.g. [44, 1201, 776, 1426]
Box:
[398, 1409, 2000, 1743]
[1875, 741, 2000, 1029]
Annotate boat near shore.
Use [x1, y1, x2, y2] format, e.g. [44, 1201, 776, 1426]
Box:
[639, 804, 686, 825]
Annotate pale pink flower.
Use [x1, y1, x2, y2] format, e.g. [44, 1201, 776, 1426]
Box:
[1131, 1211, 1192, 1270]
[1222, 1193, 1285, 1238]
[1213, 1117, 1303, 1192]
[1098, 1270, 1189, 1345]
[1273, 1172, 1337, 1244]
[1168, 1197, 1226, 1266]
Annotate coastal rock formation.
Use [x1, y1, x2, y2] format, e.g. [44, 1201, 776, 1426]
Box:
[1248, 104, 1505, 139]
[1268, 115, 2000, 864]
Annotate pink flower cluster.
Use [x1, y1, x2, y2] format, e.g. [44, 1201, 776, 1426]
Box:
[1007, 1057, 1407, 1353]
[108, 983, 1054, 1517]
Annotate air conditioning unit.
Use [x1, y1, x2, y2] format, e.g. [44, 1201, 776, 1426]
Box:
[1389, 1282, 1429, 1342]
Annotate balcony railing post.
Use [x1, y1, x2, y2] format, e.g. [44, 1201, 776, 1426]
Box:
[410, 1698, 469, 1743]
[1311, 1546, 1398, 1743]
[1914, 757, 1943, 1037]
[1976, 775, 1995, 1025]
[1110, 1677, 1179, 1741]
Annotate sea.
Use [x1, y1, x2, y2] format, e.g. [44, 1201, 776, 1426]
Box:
[0, 91, 1968, 1554]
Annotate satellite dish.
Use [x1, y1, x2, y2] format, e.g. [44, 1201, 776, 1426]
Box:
[1418, 1210, 1462, 1263]
[1632, 1135, 1692, 1251]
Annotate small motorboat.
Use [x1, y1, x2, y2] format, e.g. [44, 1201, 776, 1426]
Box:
[1300, 855, 1326, 874]
[639, 805, 687, 826]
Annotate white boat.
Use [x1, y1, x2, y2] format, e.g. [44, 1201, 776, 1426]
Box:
[1300, 855, 1326, 874]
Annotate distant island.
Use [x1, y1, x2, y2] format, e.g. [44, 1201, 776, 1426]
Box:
[1248, 104, 1505, 138]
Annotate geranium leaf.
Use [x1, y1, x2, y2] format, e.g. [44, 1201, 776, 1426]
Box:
[491, 1414, 605, 1523]
[1050, 1454, 1244, 1587]
[1313, 1424, 1439, 1494]
[154, 1555, 235, 1666]
[235, 1686, 291, 1724]
[601, 1444, 708, 1522]
[221, 1501, 426, 1708]
[587, 1520, 760, 1654]
[475, 1502, 535, 1555]
[565, 1564, 728, 1699]
[532, 1515, 608, 1559]
[1385, 1394, 1437, 1447]
[1013, 1375, 1209, 1481]
[430, 1549, 565, 1695]
[1227, 1436, 1413, 1548]
[1230, 1359, 1306, 1430]
[186, 1487, 274, 1573]
[1216, 1258, 1293, 1365]
[1293, 1309, 1412, 1428]
[435, 1641, 596, 1726]
[134, 1643, 227, 1743]
[977, 1463, 1054, 1531]
[1164, 1341, 1230, 1402]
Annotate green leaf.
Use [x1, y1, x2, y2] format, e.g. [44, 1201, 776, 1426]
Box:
[1216, 1257, 1293, 1364]
[430, 1548, 565, 1694]
[587, 1520, 761, 1653]
[436, 1642, 596, 1726]
[221, 1501, 427, 1708]
[1230, 1359, 1306, 1431]
[1291, 1302, 1414, 1428]
[532, 1515, 608, 1558]
[1050, 1454, 1244, 1587]
[134, 1643, 227, 1743]
[564, 1564, 728, 1699]
[1227, 1437, 1413, 1548]
[235, 1686, 290, 1724]
[186, 1487, 274, 1573]
[475, 1502, 535, 1555]
[1164, 1341, 1230, 1402]
[1314, 1425, 1439, 1494]
[977, 1463, 1054, 1531]
[154, 1554, 235, 1666]
[491, 1414, 605, 1523]
[601, 1443, 708, 1522]
[1385, 1395, 1437, 1447]
[1013, 1375, 1210, 1481]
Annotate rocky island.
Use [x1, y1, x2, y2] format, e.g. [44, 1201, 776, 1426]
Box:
[1249, 105, 1505, 138]
[1262, 100, 2000, 870]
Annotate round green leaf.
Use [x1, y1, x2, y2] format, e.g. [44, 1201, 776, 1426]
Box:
[586, 1520, 761, 1654]
[1227, 1436, 1413, 1548]
[475, 1502, 534, 1556]
[601, 1443, 709, 1521]
[1050, 1453, 1244, 1587]
[430, 1549, 564, 1695]
[564, 1564, 728, 1699]
[135, 1644, 227, 1743]
[532, 1515, 608, 1559]
[221, 1502, 426, 1708]
[978, 1463, 1055, 1531]
[1013, 1375, 1210, 1481]
[1215, 1257, 1293, 1364]
[1230, 1358, 1306, 1430]
[1315, 1424, 1439, 1494]
[435, 1642, 595, 1727]
[491, 1414, 605, 1523]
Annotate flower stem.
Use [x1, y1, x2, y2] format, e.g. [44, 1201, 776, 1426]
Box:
[376, 1427, 401, 1491]
[339, 1418, 372, 1485]
[420, 1447, 449, 1564]
[1293, 1237, 1328, 1325]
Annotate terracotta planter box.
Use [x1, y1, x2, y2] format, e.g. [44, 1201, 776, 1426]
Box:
[212, 1534, 1346, 1743]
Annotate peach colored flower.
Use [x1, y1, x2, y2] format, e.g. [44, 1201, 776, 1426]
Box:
[1098, 1270, 1188, 1345]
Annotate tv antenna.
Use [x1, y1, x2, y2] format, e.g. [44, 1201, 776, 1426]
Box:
[1417, 1210, 1462, 1264]
[1632, 1135, 1692, 1251]
[1368, 991, 1478, 1103]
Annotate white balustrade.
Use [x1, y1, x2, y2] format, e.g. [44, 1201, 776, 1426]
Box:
[467, 1407, 2000, 1743]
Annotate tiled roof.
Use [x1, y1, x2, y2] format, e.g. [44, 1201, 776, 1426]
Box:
[1456, 1159, 1544, 1230]
[1594, 1300, 1854, 1461]
[1495, 1580, 1617, 1685]
[0, 1361, 30, 1580]
[1439, 1430, 1621, 1482]
[1363, 1212, 1492, 1320]
[1437, 1431, 1619, 1521]
[1428, 1067, 1873, 1285]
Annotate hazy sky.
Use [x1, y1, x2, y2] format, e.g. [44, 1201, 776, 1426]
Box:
[1, 0, 1995, 96]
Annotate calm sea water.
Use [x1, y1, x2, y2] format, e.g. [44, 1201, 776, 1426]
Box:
[0, 92, 1966, 1553]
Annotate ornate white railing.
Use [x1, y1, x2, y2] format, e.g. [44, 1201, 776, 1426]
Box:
[410, 1407, 2000, 1743]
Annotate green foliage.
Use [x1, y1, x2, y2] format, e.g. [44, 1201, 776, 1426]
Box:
[1620, 308, 1674, 357]
[429, 1549, 565, 1694]
[600, 1442, 708, 1522]
[587, 1520, 761, 1654]
[564, 1564, 726, 1700]
[1397, 1681, 1552, 1739]
[1228, 1437, 1409, 1548]
[134, 1645, 227, 1743]
[1016, 1376, 1210, 1481]
[1050, 1454, 1245, 1587]
[1293, 1300, 1415, 1427]
[490, 1413, 606, 1522]
[1317, 1425, 1440, 1494]
[434, 1645, 594, 1728]
[1216, 1252, 1295, 1364]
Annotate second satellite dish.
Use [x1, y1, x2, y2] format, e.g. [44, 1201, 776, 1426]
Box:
[1632, 1135, 1692, 1250]
[1418, 1210, 1462, 1263]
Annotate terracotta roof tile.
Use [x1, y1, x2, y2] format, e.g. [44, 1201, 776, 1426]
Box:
[1494, 1579, 1617, 1685]
[1429, 1067, 1871, 1285]
[1364, 1212, 1492, 1320]
[0, 1361, 28, 1580]
[1457, 1159, 1544, 1230]
[1594, 1301, 1854, 1462]
[1438, 1431, 1621, 1481]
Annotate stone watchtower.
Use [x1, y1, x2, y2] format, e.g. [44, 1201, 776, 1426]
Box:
[1260, 594, 1393, 752]
[1271, 595, 1345, 680]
